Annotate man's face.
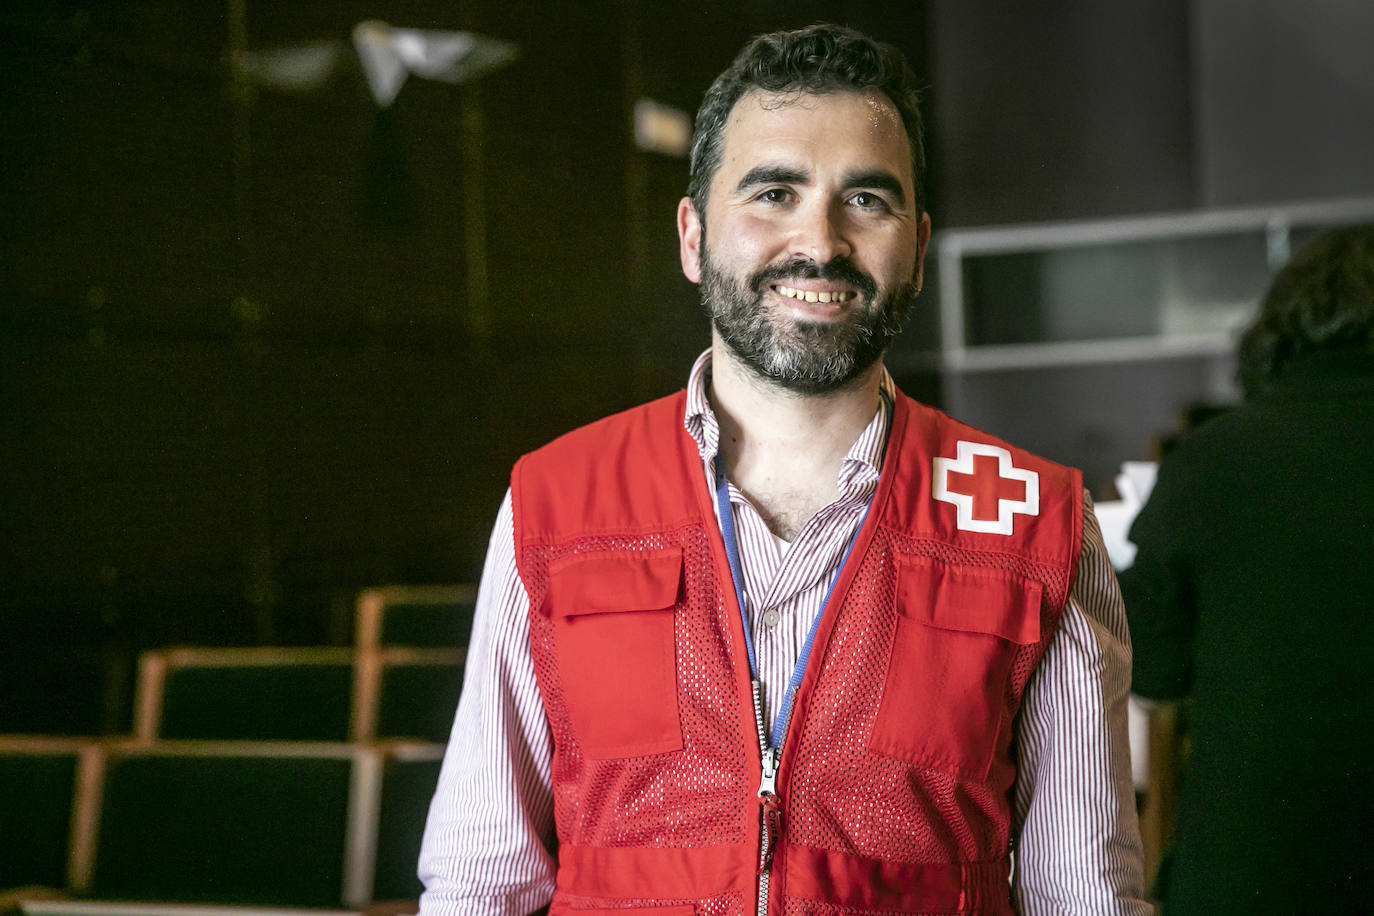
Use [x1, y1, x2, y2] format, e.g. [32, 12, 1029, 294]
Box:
[678, 89, 931, 394]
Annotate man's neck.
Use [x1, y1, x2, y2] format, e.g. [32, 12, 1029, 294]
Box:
[708, 337, 884, 540]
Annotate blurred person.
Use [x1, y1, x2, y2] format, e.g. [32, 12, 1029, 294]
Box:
[1121, 224, 1374, 913]
[419, 24, 1147, 915]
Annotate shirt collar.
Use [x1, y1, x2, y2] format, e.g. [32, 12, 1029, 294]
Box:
[683, 348, 895, 487]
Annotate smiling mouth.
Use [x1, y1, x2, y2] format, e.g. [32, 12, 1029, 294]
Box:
[772, 284, 857, 304]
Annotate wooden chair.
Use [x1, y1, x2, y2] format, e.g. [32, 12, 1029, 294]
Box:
[352, 649, 465, 745]
[353, 586, 476, 653]
[350, 586, 472, 744]
[77, 740, 375, 907]
[0, 737, 102, 894]
[369, 743, 445, 903]
[132, 648, 354, 743]
[13, 897, 361, 916]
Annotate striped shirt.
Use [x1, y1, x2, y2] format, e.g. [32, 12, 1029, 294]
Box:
[418, 350, 1149, 915]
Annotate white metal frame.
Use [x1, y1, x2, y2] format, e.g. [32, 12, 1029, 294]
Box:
[923, 194, 1374, 417]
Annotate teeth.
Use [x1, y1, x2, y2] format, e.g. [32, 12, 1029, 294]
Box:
[775, 285, 852, 303]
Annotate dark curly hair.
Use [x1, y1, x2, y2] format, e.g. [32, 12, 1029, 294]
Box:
[686, 24, 926, 216]
[1237, 223, 1374, 398]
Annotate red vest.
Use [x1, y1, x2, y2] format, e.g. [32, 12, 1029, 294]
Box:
[512, 389, 1082, 916]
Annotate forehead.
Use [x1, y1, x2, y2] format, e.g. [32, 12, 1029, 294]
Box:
[715, 89, 913, 189]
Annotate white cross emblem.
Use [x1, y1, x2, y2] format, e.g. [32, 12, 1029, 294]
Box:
[933, 441, 1040, 535]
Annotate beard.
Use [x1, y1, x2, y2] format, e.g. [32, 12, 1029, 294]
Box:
[699, 244, 918, 395]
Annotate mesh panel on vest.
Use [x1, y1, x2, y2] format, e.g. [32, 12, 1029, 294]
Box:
[901, 530, 1073, 606]
[784, 527, 1068, 865]
[557, 890, 744, 916]
[782, 898, 1004, 916]
[525, 524, 749, 849]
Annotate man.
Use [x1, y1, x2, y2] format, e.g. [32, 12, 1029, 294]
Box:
[419, 24, 1147, 915]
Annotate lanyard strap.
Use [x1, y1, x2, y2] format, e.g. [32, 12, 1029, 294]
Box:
[713, 458, 871, 749]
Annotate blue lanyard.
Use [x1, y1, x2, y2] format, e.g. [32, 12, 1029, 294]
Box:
[713, 458, 871, 750]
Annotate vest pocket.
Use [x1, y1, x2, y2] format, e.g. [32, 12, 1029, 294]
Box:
[544, 548, 684, 758]
[869, 557, 1042, 778]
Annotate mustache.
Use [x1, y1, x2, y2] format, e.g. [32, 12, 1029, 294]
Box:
[749, 256, 878, 302]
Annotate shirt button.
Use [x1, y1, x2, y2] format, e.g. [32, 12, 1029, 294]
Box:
[761, 608, 781, 629]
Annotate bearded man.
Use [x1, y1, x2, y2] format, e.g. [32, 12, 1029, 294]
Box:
[419, 24, 1148, 916]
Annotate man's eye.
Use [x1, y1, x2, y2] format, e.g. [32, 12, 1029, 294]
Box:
[758, 188, 790, 203]
[852, 192, 886, 209]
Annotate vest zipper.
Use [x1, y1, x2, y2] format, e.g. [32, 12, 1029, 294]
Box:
[752, 680, 780, 916]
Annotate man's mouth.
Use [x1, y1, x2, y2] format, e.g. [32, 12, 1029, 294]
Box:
[771, 284, 857, 304]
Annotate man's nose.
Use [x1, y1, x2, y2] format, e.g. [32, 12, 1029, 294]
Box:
[789, 201, 853, 264]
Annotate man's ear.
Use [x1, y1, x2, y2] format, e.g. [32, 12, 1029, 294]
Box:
[677, 196, 702, 284]
[913, 211, 932, 295]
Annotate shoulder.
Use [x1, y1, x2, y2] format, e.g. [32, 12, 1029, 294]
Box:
[883, 391, 1084, 576]
[511, 390, 704, 546]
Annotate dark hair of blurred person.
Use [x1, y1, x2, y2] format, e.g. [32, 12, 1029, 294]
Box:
[1237, 223, 1374, 397]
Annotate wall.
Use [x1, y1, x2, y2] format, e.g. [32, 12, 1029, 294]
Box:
[927, 0, 1195, 226]
[0, 1, 929, 731]
[1191, 0, 1374, 207]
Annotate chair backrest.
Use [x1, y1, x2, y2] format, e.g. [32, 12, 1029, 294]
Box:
[350, 586, 471, 745]
[84, 740, 380, 908]
[350, 648, 464, 744]
[354, 586, 476, 652]
[133, 648, 354, 742]
[370, 743, 445, 903]
[0, 737, 100, 892]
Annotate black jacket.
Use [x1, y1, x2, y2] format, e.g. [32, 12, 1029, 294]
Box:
[1121, 349, 1374, 915]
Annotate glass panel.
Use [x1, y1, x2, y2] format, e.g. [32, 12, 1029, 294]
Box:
[961, 230, 1272, 346]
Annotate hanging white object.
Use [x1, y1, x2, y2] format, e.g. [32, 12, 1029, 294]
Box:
[352, 20, 519, 107]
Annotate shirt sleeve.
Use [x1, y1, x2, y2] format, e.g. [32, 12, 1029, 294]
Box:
[1010, 491, 1151, 915]
[418, 489, 557, 916]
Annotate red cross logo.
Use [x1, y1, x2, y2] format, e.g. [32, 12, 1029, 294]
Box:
[933, 441, 1039, 534]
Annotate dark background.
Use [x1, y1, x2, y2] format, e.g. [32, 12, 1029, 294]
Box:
[3, 0, 1372, 732]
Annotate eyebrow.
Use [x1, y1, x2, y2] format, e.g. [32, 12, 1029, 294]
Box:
[844, 169, 908, 207]
[733, 163, 908, 207]
[734, 164, 809, 195]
